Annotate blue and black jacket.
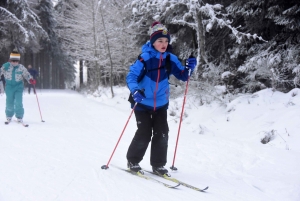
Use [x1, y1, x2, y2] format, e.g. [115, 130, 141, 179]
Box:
[126, 42, 191, 111]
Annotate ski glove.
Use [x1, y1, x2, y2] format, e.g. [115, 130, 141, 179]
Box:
[186, 57, 197, 71]
[132, 90, 145, 103]
[29, 79, 36, 85]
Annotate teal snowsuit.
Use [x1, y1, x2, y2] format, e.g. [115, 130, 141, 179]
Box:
[0, 62, 32, 119]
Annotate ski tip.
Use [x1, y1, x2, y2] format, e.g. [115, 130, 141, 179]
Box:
[197, 186, 209, 192]
[169, 183, 180, 188]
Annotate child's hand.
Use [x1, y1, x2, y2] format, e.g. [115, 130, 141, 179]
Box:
[186, 57, 197, 71]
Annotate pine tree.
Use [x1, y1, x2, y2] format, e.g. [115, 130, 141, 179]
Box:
[0, 0, 47, 63]
[227, 0, 300, 92]
[127, 0, 264, 65]
[36, 0, 75, 88]
[124, 0, 265, 95]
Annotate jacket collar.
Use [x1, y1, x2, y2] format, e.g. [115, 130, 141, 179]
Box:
[141, 41, 167, 59]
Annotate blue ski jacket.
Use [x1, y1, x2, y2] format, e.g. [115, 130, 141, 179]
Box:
[126, 42, 191, 111]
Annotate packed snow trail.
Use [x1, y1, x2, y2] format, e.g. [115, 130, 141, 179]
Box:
[0, 88, 299, 201]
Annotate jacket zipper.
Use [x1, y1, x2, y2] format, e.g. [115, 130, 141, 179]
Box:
[153, 53, 163, 111]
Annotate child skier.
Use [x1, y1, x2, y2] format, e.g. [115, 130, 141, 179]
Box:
[0, 49, 36, 123]
[126, 21, 197, 175]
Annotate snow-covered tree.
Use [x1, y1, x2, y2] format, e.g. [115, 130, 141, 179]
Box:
[0, 0, 48, 62]
[126, 0, 264, 66]
[55, 0, 134, 93]
[33, 0, 75, 88]
[227, 0, 300, 92]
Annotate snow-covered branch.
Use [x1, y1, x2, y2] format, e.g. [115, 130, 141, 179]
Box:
[199, 3, 267, 43]
[0, 7, 29, 42]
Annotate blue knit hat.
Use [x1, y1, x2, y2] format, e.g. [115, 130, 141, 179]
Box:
[150, 21, 171, 45]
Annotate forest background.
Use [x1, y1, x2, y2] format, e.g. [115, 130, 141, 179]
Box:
[0, 0, 299, 98]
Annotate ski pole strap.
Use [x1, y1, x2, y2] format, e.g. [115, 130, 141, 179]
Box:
[137, 54, 171, 83]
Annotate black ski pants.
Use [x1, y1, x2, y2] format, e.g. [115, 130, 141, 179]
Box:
[127, 109, 169, 167]
[28, 84, 35, 94]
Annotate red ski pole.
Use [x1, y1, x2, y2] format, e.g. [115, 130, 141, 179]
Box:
[101, 103, 137, 170]
[170, 69, 192, 171]
[33, 84, 45, 122]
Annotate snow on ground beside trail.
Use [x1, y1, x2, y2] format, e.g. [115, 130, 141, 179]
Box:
[0, 87, 299, 201]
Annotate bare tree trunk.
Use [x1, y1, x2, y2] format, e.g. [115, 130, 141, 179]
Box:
[59, 68, 64, 89]
[49, 54, 52, 89]
[92, 0, 101, 87]
[39, 53, 44, 89]
[79, 60, 83, 87]
[195, 11, 207, 80]
[100, 7, 114, 98]
[44, 51, 49, 88]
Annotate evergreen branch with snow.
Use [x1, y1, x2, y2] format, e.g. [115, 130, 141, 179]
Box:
[0, 7, 29, 43]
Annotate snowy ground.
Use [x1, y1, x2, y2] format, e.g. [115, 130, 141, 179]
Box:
[0, 86, 299, 201]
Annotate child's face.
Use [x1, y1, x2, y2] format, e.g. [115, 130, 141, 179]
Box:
[153, 37, 169, 53]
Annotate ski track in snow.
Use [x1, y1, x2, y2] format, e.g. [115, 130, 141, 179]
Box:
[0, 88, 299, 201]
